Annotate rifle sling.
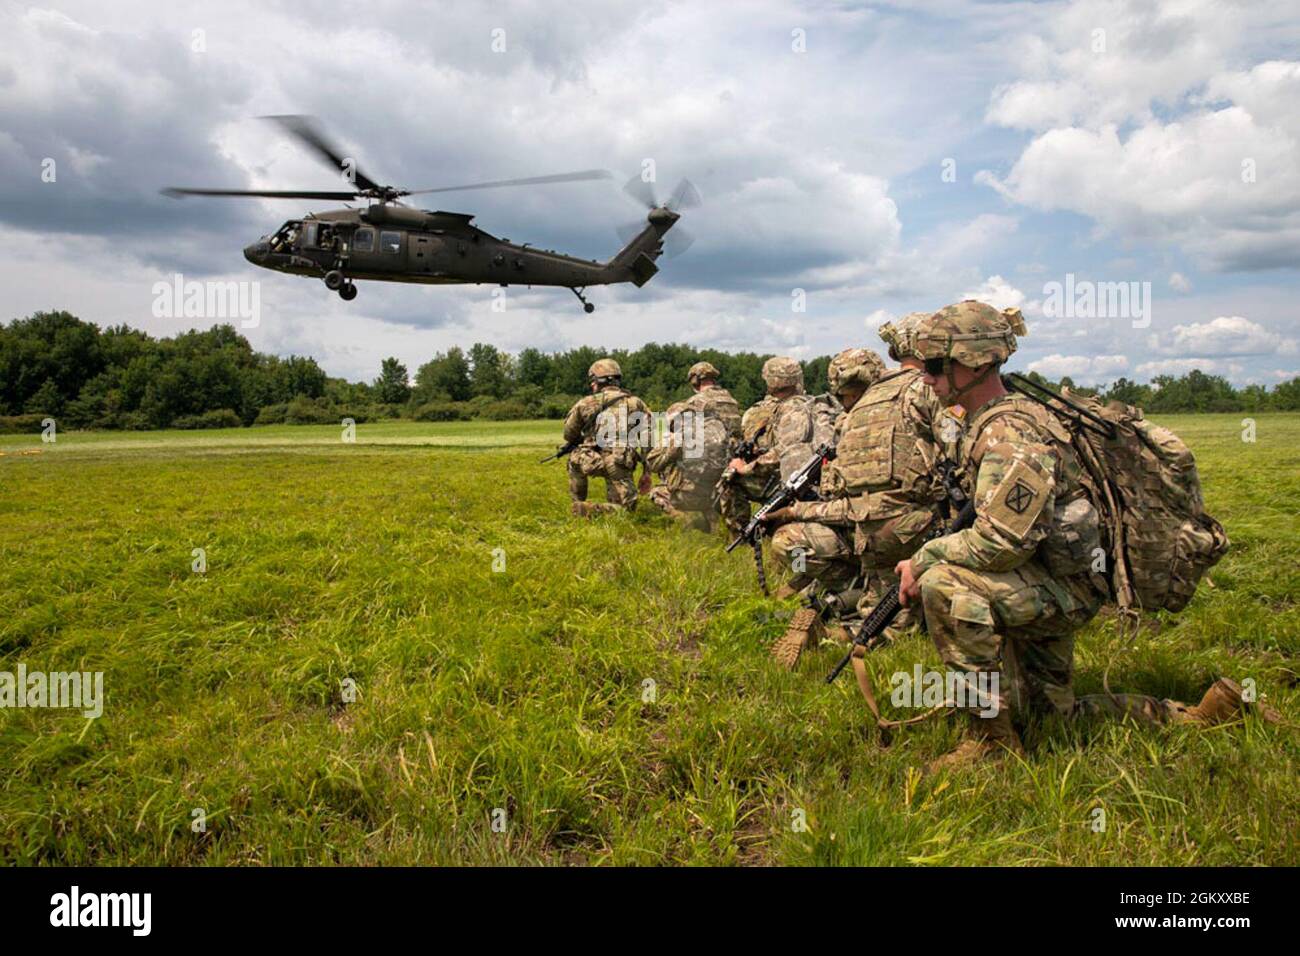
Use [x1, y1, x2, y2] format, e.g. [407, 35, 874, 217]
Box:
[580, 389, 631, 441]
[850, 650, 948, 730]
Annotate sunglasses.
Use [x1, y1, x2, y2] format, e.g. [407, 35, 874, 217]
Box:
[923, 358, 947, 376]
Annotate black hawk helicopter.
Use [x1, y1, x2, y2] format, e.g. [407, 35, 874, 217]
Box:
[163, 115, 698, 312]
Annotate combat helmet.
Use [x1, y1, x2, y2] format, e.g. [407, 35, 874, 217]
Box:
[912, 300, 1026, 367]
[878, 311, 932, 362]
[913, 300, 1027, 406]
[588, 357, 622, 383]
[687, 361, 720, 386]
[827, 347, 885, 396]
[761, 356, 804, 393]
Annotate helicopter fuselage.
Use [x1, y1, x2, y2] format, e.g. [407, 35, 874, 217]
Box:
[243, 204, 675, 298]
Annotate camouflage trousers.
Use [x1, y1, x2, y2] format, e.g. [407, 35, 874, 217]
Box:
[769, 521, 858, 594]
[649, 484, 716, 532]
[857, 565, 918, 643]
[854, 510, 937, 643]
[919, 560, 1192, 726]
[715, 481, 752, 536]
[568, 447, 638, 514]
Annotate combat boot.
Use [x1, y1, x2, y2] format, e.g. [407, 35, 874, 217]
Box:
[824, 621, 853, 645]
[770, 607, 824, 670]
[1177, 678, 1281, 726]
[774, 576, 812, 601]
[926, 708, 1024, 773]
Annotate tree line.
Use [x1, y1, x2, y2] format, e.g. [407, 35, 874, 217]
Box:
[2, 311, 1298, 432]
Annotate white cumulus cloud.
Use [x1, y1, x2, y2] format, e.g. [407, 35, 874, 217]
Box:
[1027, 353, 1128, 383]
[959, 274, 1031, 312]
[1157, 316, 1298, 356]
[980, 2, 1300, 272]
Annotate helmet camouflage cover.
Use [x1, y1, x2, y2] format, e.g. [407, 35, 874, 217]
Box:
[588, 357, 622, 380]
[761, 356, 804, 392]
[912, 300, 1027, 368]
[687, 361, 720, 385]
[878, 311, 932, 361]
[827, 347, 886, 395]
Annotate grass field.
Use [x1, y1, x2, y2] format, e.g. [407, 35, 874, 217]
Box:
[1, 414, 1297, 865]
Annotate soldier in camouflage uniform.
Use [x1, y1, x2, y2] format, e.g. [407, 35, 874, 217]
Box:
[761, 348, 886, 666]
[896, 301, 1268, 770]
[647, 362, 743, 531]
[847, 313, 965, 645]
[764, 349, 885, 593]
[563, 358, 652, 517]
[719, 356, 836, 534]
[715, 394, 775, 535]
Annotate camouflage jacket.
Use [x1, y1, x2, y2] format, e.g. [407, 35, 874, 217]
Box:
[563, 386, 651, 459]
[693, 384, 743, 440]
[788, 368, 953, 531]
[751, 393, 836, 484]
[647, 385, 741, 473]
[911, 393, 1101, 580]
[786, 411, 855, 526]
[648, 399, 730, 495]
[646, 400, 689, 475]
[740, 395, 778, 442]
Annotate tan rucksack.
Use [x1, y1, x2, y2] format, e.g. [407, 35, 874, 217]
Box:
[1008, 374, 1229, 614]
[678, 415, 730, 488]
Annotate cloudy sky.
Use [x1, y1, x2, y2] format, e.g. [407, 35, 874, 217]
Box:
[2, 0, 1297, 385]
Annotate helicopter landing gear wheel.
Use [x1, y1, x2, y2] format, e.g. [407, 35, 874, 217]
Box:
[324, 270, 344, 291]
[338, 282, 357, 301]
[570, 287, 595, 313]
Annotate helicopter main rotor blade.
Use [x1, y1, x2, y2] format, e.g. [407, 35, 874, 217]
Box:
[622, 174, 659, 210]
[260, 114, 384, 194]
[161, 187, 361, 200]
[406, 169, 613, 196]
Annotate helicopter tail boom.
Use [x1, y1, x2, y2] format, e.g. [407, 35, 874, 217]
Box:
[601, 209, 678, 287]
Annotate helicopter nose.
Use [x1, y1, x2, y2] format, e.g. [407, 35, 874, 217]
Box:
[243, 240, 268, 263]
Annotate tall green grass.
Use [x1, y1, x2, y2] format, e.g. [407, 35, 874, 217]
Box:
[0, 414, 1295, 864]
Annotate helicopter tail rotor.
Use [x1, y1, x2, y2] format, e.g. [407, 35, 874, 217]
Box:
[621, 175, 700, 213]
[617, 174, 699, 259]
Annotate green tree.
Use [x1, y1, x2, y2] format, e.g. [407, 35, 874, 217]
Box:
[412, 348, 472, 403]
[374, 357, 411, 404]
[469, 342, 510, 398]
[1101, 377, 1151, 407]
[516, 347, 551, 389]
[1271, 376, 1300, 411]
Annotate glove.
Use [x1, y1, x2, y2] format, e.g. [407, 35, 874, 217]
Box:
[759, 507, 796, 526]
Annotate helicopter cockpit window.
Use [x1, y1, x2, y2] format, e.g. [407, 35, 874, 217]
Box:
[302, 222, 318, 248]
[379, 231, 401, 254]
[353, 228, 374, 253]
[269, 221, 299, 252]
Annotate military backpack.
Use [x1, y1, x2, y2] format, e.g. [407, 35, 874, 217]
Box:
[1009, 374, 1228, 614]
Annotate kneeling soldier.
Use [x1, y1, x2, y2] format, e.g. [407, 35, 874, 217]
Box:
[763, 347, 885, 666]
[647, 362, 742, 532]
[720, 356, 834, 535]
[897, 301, 1272, 770]
[563, 358, 652, 517]
[850, 312, 963, 645]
